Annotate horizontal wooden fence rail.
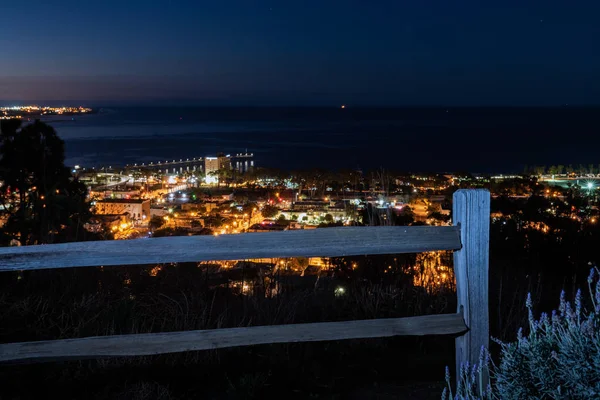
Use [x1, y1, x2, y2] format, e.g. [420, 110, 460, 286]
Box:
[0, 314, 467, 363]
[0, 225, 461, 271]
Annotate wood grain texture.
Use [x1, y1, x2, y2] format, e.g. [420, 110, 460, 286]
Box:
[0, 313, 467, 363]
[0, 226, 461, 271]
[452, 189, 490, 385]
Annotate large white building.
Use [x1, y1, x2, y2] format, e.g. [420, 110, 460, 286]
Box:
[204, 154, 233, 184]
[204, 157, 219, 175]
[94, 199, 150, 222]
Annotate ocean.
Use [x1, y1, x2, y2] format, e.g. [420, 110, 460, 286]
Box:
[39, 106, 600, 173]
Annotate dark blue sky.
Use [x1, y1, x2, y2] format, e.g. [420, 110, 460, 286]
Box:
[1, 0, 599, 106]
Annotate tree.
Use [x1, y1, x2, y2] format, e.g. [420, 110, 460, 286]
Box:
[216, 168, 234, 188]
[392, 206, 414, 226]
[0, 120, 94, 245]
[193, 170, 205, 187]
[523, 195, 552, 222]
[345, 202, 359, 221]
[203, 215, 223, 228]
[207, 170, 220, 186]
[556, 165, 565, 175]
[241, 202, 257, 215]
[317, 221, 344, 228]
[427, 211, 450, 223]
[261, 205, 279, 219]
[533, 166, 546, 176]
[426, 202, 442, 214]
[492, 195, 519, 216]
[196, 205, 208, 215]
[324, 213, 334, 223]
[148, 215, 165, 231]
[152, 227, 189, 237]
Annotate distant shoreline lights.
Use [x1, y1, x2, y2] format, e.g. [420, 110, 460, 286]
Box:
[1, 105, 92, 120]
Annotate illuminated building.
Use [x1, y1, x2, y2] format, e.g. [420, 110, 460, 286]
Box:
[204, 156, 219, 174]
[217, 152, 231, 170]
[94, 199, 150, 222]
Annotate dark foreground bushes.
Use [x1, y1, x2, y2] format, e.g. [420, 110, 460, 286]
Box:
[0, 262, 455, 399]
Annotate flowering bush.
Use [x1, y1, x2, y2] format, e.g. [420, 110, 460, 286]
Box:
[442, 347, 492, 400]
[443, 268, 600, 400]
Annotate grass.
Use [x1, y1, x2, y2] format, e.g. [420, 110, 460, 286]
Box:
[0, 259, 457, 399]
[0, 249, 578, 399]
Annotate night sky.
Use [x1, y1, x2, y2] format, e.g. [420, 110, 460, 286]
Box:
[1, 1, 599, 106]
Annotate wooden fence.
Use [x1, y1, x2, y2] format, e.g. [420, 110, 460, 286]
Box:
[0, 189, 490, 382]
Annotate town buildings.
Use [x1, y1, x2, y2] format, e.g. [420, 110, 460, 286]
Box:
[94, 199, 151, 223]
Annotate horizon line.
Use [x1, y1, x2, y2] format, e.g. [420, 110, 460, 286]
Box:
[1, 102, 599, 108]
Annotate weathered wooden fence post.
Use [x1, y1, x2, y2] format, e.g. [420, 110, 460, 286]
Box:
[453, 189, 490, 384]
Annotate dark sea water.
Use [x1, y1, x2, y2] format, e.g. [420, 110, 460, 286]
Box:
[42, 107, 600, 173]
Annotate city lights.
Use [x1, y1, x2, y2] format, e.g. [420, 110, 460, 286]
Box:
[0, 105, 92, 119]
